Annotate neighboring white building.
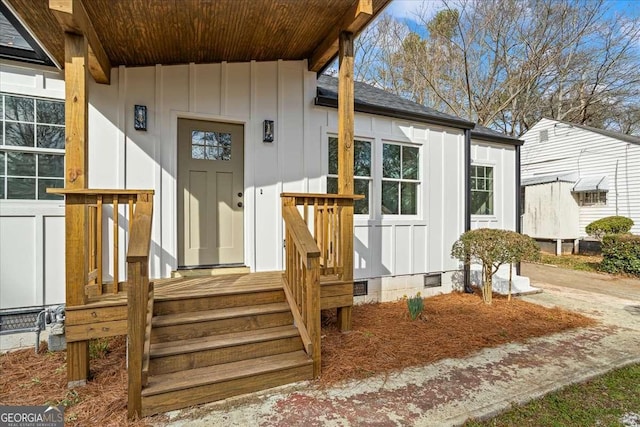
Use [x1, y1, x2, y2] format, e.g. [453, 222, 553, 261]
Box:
[0, 6, 523, 317]
[521, 118, 640, 245]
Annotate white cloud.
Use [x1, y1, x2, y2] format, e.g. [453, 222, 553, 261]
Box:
[384, 0, 444, 21]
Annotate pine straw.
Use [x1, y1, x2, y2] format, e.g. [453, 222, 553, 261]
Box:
[0, 293, 595, 424]
[320, 292, 596, 385]
[0, 336, 165, 426]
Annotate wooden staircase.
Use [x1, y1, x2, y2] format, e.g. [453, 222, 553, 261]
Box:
[139, 281, 314, 416]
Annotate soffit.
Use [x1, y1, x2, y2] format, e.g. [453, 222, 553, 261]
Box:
[6, 0, 389, 70]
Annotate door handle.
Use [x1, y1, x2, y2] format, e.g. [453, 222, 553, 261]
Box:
[237, 202, 243, 208]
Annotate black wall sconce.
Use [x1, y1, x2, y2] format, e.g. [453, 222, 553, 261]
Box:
[134, 105, 147, 131]
[263, 120, 274, 142]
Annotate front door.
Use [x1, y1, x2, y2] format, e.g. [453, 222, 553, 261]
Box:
[177, 119, 244, 267]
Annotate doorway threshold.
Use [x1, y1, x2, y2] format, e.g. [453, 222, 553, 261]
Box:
[172, 265, 250, 278]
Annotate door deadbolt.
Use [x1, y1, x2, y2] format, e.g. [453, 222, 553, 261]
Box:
[237, 202, 243, 208]
[237, 192, 243, 197]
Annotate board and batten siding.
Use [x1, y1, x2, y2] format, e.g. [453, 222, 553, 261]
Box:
[312, 107, 466, 301]
[0, 62, 65, 310]
[470, 140, 517, 232]
[521, 118, 640, 236]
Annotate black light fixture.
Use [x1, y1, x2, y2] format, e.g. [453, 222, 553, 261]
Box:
[263, 120, 274, 142]
[134, 105, 147, 131]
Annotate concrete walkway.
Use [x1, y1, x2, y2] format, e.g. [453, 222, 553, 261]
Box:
[161, 271, 640, 427]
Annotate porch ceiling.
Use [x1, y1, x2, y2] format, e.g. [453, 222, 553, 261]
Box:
[7, 0, 390, 73]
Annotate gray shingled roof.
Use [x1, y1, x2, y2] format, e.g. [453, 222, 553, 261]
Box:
[316, 75, 523, 145]
[548, 118, 640, 146]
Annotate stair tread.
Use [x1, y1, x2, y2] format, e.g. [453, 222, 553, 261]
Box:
[150, 325, 300, 357]
[152, 302, 290, 327]
[142, 350, 312, 396]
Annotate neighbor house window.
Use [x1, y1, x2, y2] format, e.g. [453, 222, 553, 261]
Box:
[381, 142, 419, 215]
[0, 93, 65, 200]
[327, 136, 371, 215]
[578, 191, 607, 206]
[471, 165, 494, 215]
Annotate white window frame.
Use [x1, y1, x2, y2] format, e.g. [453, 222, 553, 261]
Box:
[470, 164, 495, 216]
[380, 141, 421, 217]
[0, 92, 65, 201]
[578, 191, 607, 207]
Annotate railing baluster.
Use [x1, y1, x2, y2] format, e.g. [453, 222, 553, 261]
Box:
[97, 195, 103, 291]
[113, 196, 119, 294]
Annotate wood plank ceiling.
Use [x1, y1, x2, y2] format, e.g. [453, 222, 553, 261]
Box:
[7, 0, 390, 72]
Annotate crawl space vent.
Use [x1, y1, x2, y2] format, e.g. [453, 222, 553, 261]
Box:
[353, 280, 368, 296]
[424, 273, 442, 288]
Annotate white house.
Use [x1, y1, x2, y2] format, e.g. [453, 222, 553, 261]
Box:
[521, 118, 640, 251]
[0, 1, 522, 320]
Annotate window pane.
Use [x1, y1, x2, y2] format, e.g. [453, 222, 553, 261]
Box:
[38, 178, 64, 200]
[192, 131, 205, 144]
[402, 146, 419, 180]
[401, 182, 417, 214]
[382, 181, 399, 214]
[354, 140, 371, 177]
[204, 132, 215, 146]
[37, 125, 65, 149]
[192, 144, 205, 159]
[0, 151, 4, 175]
[327, 177, 338, 194]
[328, 137, 338, 175]
[216, 132, 231, 148]
[354, 178, 369, 215]
[7, 177, 35, 199]
[38, 154, 64, 177]
[5, 122, 35, 147]
[7, 152, 35, 176]
[0, 179, 4, 199]
[383, 144, 400, 178]
[36, 99, 65, 125]
[5, 96, 34, 122]
[485, 167, 493, 179]
[205, 146, 219, 159]
[471, 190, 493, 215]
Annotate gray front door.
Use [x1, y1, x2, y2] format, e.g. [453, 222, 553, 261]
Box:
[177, 119, 244, 267]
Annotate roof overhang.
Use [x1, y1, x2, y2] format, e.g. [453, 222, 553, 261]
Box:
[572, 175, 609, 192]
[6, 0, 391, 82]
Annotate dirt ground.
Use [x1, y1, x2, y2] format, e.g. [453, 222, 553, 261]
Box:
[522, 262, 640, 300]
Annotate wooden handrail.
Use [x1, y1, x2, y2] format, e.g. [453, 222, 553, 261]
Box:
[282, 202, 321, 377]
[125, 195, 154, 419]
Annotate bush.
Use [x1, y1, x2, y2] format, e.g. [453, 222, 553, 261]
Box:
[586, 216, 634, 240]
[601, 234, 640, 276]
[451, 229, 539, 304]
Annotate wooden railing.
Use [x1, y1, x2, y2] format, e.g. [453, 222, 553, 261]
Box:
[49, 189, 155, 298]
[124, 195, 154, 419]
[281, 193, 360, 279]
[281, 203, 321, 377]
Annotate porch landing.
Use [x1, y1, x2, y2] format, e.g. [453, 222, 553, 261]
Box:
[65, 271, 353, 416]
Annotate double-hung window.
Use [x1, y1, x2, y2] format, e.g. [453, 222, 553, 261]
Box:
[471, 165, 494, 215]
[381, 143, 419, 215]
[327, 136, 371, 215]
[0, 93, 65, 200]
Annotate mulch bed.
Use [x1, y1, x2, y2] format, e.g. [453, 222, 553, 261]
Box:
[0, 292, 595, 425]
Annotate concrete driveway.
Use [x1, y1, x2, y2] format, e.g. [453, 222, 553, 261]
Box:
[521, 262, 640, 300]
[159, 267, 640, 427]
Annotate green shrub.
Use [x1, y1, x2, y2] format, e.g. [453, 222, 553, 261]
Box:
[586, 216, 634, 240]
[601, 234, 640, 276]
[406, 293, 424, 320]
[451, 229, 539, 304]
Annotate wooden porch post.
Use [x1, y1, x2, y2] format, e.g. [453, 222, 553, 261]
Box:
[337, 31, 355, 332]
[64, 32, 90, 386]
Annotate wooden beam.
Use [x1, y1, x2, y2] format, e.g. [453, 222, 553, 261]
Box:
[64, 32, 90, 386]
[337, 31, 355, 332]
[50, 0, 111, 84]
[308, 0, 373, 72]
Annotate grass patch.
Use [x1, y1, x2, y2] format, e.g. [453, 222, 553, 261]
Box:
[539, 253, 602, 273]
[465, 363, 640, 427]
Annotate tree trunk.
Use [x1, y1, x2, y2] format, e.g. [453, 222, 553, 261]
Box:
[482, 264, 492, 305]
[508, 263, 513, 302]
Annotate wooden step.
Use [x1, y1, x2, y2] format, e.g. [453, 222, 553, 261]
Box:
[151, 302, 293, 343]
[141, 351, 313, 416]
[149, 325, 303, 375]
[153, 285, 285, 316]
